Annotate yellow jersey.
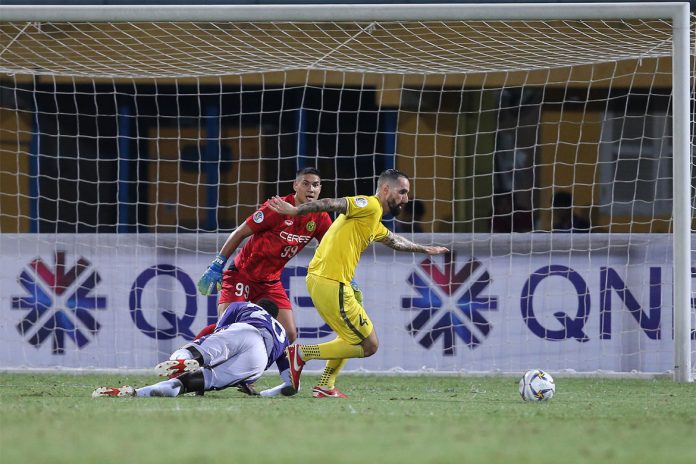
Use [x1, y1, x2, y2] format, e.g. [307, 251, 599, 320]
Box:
[308, 195, 389, 283]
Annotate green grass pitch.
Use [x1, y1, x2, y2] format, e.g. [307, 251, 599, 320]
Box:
[1, 372, 695, 464]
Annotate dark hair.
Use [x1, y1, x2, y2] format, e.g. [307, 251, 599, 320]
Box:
[377, 168, 409, 188]
[296, 167, 321, 178]
[256, 298, 280, 319]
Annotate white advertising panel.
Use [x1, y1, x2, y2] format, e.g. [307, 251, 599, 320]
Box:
[0, 234, 687, 373]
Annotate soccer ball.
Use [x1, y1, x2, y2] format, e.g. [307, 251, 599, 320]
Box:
[519, 369, 555, 401]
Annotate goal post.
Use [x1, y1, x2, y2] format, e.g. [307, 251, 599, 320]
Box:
[669, 3, 692, 383]
[0, 3, 692, 381]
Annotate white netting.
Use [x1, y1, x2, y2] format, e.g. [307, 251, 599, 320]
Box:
[0, 19, 676, 77]
[0, 8, 693, 378]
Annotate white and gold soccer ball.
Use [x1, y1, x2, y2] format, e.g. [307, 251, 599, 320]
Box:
[519, 369, 555, 401]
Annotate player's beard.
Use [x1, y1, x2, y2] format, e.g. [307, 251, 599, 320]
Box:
[388, 200, 403, 216]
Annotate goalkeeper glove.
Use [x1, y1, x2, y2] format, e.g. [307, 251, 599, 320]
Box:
[197, 253, 227, 296]
[350, 279, 363, 305]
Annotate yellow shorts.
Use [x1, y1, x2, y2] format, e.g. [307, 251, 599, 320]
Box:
[306, 273, 372, 345]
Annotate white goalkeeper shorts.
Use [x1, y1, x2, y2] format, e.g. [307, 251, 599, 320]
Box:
[193, 322, 268, 390]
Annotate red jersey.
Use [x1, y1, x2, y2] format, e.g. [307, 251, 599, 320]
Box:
[233, 193, 332, 282]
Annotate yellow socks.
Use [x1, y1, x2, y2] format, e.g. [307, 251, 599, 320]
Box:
[299, 338, 364, 360]
[297, 338, 361, 391]
[299, 344, 321, 359]
[317, 359, 347, 388]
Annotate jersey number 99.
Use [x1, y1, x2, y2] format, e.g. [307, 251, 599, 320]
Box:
[280, 245, 299, 258]
[234, 282, 250, 299]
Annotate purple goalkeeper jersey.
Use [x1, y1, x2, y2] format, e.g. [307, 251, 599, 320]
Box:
[215, 301, 289, 370]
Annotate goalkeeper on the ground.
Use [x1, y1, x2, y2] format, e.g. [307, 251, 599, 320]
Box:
[93, 299, 297, 398]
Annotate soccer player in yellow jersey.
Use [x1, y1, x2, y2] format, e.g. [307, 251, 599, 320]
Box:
[268, 169, 449, 398]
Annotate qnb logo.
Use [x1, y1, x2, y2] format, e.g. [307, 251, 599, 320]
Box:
[11, 251, 106, 354]
[129, 264, 198, 340]
[402, 252, 497, 355]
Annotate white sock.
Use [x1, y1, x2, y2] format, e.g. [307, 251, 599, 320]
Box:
[169, 348, 193, 361]
[135, 379, 182, 397]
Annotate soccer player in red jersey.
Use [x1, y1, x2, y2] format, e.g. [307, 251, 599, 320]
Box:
[196, 167, 332, 342]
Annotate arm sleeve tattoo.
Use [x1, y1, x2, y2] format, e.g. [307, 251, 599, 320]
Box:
[296, 197, 347, 215]
[378, 231, 429, 253]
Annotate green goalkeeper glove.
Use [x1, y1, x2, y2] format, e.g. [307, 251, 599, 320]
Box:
[350, 279, 363, 305]
[197, 253, 227, 295]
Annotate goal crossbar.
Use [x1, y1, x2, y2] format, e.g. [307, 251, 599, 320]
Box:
[0, 3, 689, 22]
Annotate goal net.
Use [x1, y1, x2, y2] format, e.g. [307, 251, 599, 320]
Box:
[0, 4, 692, 379]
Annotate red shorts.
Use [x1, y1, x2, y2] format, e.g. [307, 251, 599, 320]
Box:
[218, 266, 292, 310]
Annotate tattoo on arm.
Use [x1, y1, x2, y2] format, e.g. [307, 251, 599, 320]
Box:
[296, 198, 347, 215]
[379, 231, 428, 253]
